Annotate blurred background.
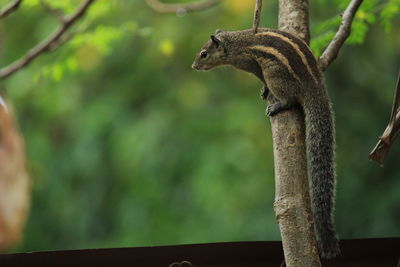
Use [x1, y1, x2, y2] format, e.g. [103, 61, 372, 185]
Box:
[0, 0, 399, 252]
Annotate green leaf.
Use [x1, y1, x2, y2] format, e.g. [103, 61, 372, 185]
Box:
[314, 16, 341, 35]
[380, 0, 400, 32]
[70, 22, 137, 55]
[347, 19, 369, 44]
[23, 0, 40, 7]
[51, 63, 64, 82]
[310, 31, 335, 57]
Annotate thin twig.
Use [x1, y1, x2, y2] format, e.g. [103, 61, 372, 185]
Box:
[40, 0, 66, 23]
[145, 0, 220, 14]
[0, 0, 23, 19]
[0, 0, 95, 80]
[369, 70, 400, 164]
[48, 32, 74, 52]
[318, 0, 363, 71]
[253, 0, 262, 34]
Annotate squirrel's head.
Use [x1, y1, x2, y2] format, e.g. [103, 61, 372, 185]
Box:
[192, 29, 227, 71]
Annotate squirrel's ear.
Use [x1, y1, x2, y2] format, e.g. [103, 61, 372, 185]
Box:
[210, 35, 221, 48]
[215, 29, 223, 34]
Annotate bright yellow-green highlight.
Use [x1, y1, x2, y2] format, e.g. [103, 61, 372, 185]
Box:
[158, 40, 174, 56]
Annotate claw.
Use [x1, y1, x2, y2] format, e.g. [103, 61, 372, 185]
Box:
[266, 101, 296, 117]
[266, 105, 277, 117]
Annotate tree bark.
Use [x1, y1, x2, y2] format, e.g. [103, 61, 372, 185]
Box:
[269, 0, 321, 266]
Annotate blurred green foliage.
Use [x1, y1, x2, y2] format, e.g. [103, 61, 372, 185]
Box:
[0, 0, 399, 252]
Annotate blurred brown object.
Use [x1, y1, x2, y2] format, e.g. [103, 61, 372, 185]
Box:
[0, 96, 30, 251]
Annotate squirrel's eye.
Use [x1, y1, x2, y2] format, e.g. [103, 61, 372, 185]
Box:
[200, 51, 208, 58]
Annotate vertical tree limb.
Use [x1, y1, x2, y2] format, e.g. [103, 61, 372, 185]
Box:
[253, 0, 262, 34]
[270, 0, 321, 266]
[278, 0, 310, 43]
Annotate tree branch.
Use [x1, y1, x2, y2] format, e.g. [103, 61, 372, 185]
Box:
[40, 0, 66, 23]
[369, 70, 400, 164]
[278, 0, 310, 43]
[318, 0, 364, 71]
[0, 0, 22, 19]
[270, 0, 320, 266]
[253, 0, 262, 34]
[145, 0, 220, 14]
[0, 0, 95, 80]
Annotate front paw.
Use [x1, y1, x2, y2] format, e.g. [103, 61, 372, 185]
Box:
[266, 103, 281, 117]
[266, 101, 295, 117]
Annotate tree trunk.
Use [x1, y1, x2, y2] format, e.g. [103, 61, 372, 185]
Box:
[268, 0, 321, 266]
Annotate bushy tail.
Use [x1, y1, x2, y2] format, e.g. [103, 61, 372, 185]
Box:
[303, 93, 340, 259]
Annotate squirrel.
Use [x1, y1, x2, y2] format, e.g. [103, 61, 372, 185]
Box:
[192, 28, 339, 259]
